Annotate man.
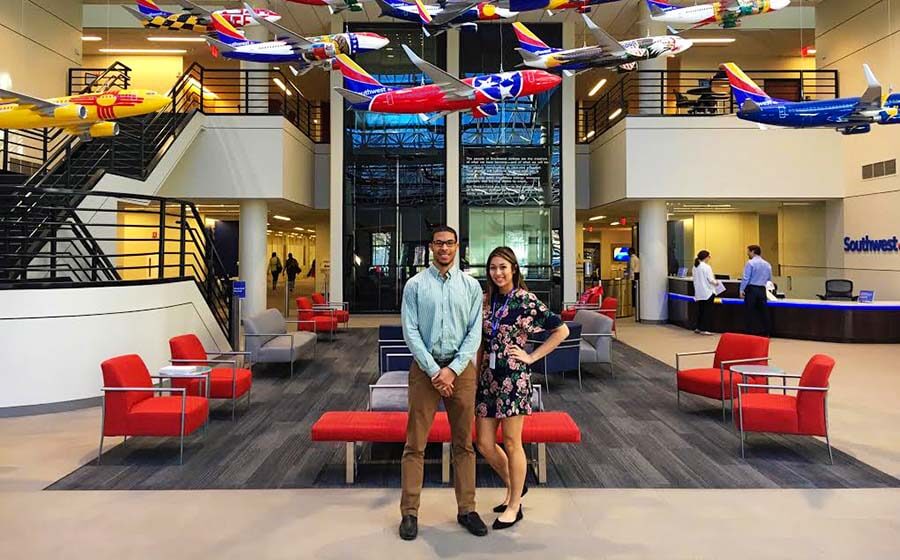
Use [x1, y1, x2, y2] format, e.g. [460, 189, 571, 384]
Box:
[740, 244, 773, 336]
[399, 226, 486, 541]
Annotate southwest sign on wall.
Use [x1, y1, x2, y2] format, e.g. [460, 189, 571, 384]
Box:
[844, 235, 900, 252]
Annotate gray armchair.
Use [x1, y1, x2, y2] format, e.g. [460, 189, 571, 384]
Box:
[574, 310, 614, 378]
[244, 309, 317, 379]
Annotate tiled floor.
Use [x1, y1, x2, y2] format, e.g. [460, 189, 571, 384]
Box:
[1, 319, 899, 559]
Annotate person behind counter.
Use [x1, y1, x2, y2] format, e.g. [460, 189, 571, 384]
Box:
[740, 244, 773, 336]
[692, 250, 720, 335]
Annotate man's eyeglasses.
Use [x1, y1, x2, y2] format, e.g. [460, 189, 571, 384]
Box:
[431, 240, 457, 248]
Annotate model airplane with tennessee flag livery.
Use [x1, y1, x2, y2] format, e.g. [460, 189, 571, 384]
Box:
[375, 0, 517, 37]
[206, 11, 388, 73]
[513, 15, 692, 76]
[721, 62, 900, 135]
[0, 86, 169, 140]
[333, 45, 561, 119]
[124, 0, 281, 33]
[646, 0, 790, 29]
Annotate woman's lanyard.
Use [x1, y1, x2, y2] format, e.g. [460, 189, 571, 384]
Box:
[489, 291, 514, 369]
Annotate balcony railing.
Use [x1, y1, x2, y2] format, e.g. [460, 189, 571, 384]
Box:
[577, 69, 840, 143]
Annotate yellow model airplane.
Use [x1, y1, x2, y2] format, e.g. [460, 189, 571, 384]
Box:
[0, 87, 170, 140]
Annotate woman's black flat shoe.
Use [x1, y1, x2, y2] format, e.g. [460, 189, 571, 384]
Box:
[492, 484, 528, 513]
[492, 506, 523, 530]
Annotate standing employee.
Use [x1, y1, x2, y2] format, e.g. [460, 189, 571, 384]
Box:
[739, 245, 773, 336]
[692, 250, 720, 335]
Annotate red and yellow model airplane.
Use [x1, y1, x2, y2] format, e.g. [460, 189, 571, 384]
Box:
[0, 87, 170, 140]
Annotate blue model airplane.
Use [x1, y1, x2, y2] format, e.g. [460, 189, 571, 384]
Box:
[721, 62, 900, 135]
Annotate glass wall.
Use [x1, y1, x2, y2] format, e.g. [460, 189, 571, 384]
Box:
[343, 25, 446, 312]
[459, 24, 563, 310]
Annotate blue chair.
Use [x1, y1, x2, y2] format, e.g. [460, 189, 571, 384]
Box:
[378, 325, 411, 376]
[529, 322, 582, 393]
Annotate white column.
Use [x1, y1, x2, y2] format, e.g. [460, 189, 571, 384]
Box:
[328, 15, 344, 301]
[446, 29, 461, 238]
[240, 24, 269, 114]
[239, 199, 268, 319]
[561, 18, 577, 303]
[638, 200, 668, 323]
[637, 2, 668, 115]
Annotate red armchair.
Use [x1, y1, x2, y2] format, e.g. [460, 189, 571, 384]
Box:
[99, 354, 208, 465]
[736, 354, 836, 463]
[561, 286, 603, 322]
[599, 296, 618, 334]
[169, 334, 252, 420]
[312, 292, 350, 328]
[297, 296, 338, 340]
[675, 333, 770, 421]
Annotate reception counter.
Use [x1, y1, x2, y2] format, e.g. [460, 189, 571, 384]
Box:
[668, 277, 900, 343]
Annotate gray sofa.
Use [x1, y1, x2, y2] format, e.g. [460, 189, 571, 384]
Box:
[574, 309, 614, 377]
[244, 309, 317, 378]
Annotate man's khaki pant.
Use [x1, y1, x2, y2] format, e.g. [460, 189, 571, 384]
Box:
[400, 362, 476, 517]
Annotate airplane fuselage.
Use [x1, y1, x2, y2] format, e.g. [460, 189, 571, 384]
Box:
[380, 2, 516, 27]
[509, 0, 620, 13]
[348, 70, 561, 114]
[738, 97, 867, 129]
[140, 8, 280, 31]
[524, 35, 687, 71]
[0, 89, 170, 130]
[651, 0, 781, 28]
[220, 32, 387, 63]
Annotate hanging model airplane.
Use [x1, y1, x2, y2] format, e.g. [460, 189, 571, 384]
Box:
[502, 0, 622, 16]
[282, 0, 371, 15]
[0, 86, 170, 140]
[513, 15, 692, 76]
[123, 0, 282, 32]
[205, 11, 388, 73]
[721, 62, 900, 135]
[375, 0, 518, 37]
[332, 44, 561, 119]
[645, 0, 791, 29]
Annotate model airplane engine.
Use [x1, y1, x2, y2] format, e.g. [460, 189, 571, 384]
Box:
[840, 124, 871, 135]
[88, 121, 120, 138]
[54, 105, 88, 121]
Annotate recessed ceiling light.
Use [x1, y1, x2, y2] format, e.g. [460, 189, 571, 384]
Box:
[609, 221, 620, 226]
[147, 36, 206, 43]
[82, 36, 102, 42]
[588, 78, 607, 96]
[585, 130, 595, 139]
[588, 215, 606, 222]
[688, 38, 736, 45]
[608, 108, 623, 120]
[98, 48, 187, 54]
[273, 215, 290, 221]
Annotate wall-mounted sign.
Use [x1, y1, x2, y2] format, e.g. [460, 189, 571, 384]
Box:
[232, 280, 246, 299]
[843, 235, 899, 253]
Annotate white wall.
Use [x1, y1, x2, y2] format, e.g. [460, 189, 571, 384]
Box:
[0, 280, 230, 410]
[588, 119, 628, 207]
[816, 0, 900, 298]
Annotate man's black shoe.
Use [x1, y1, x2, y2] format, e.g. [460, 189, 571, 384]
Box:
[399, 515, 418, 541]
[457, 511, 488, 536]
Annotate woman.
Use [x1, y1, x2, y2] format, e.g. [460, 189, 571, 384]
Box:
[475, 247, 569, 530]
[269, 252, 282, 292]
[693, 250, 720, 335]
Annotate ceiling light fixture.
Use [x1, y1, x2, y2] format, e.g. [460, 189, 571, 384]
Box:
[273, 77, 292, 96]
[608, 108, 623, 120]
[82, 36, 102, 42]
[98, 48, 187, 54]
[688, 38, 737, 45]
[147, 36, 206, 43]
[273, 215, 291, 221]
[609, 221, 620, 226]
[585, 130, 595, 139]
[588, 78, 607, 96]
[588, 215, 606, 222]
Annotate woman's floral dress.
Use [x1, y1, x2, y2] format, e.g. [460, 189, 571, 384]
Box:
[476, 288, 563, 419]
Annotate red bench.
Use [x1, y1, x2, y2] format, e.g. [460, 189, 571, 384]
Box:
[311, 411, 581, 484]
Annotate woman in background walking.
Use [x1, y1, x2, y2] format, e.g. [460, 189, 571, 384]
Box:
[693, 250, 720, 335]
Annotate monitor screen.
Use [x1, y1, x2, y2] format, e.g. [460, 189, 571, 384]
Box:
[612, 246, 631, 262]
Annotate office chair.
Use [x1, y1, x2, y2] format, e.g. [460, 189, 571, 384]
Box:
[816, 279, 857, 301]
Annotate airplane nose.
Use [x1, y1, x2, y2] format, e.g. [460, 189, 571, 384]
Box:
[536, 71, 562, 91]
[357, 33, 390, 52]
[149, 94, 171, 111]
[770, 0, 791, 10]
[675, 38, 693, 53]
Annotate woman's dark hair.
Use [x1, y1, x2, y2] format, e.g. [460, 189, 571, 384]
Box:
[694, 250, 710, 268]
[628, 248, 636, 256]
[271, 252, 277, 257]
[485, 246, 528, 304]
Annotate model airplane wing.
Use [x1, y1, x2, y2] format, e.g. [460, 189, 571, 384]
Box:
[242, 3, 313, 49]
[0, 88, 64, 116]
[401, 44, 475, 100]
[428, 2, 478, 27]
[581, 14, 625, 56]
[173, 0, 210, 16]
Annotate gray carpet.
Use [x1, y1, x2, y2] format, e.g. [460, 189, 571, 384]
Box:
[47, 329, 900, 490]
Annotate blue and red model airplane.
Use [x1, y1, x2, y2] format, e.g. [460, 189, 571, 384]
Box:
[333, 45, 561, 118]
[721, 62, 900, 135]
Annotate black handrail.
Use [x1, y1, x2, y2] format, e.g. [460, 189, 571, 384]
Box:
[577, 68, 840, 143]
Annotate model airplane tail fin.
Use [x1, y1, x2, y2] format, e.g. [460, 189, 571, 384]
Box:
[412, 0, 434, 25]
[646, 0, 678, 17]
[512, 22, 555, 55]
[333, 54, 389, 95]
[374, 0, 404, 17]
[860, 64, 883, 107]
[210, 12, 249, 45]
[720, 62, 770, 106]
[136, 0, 169, 17]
